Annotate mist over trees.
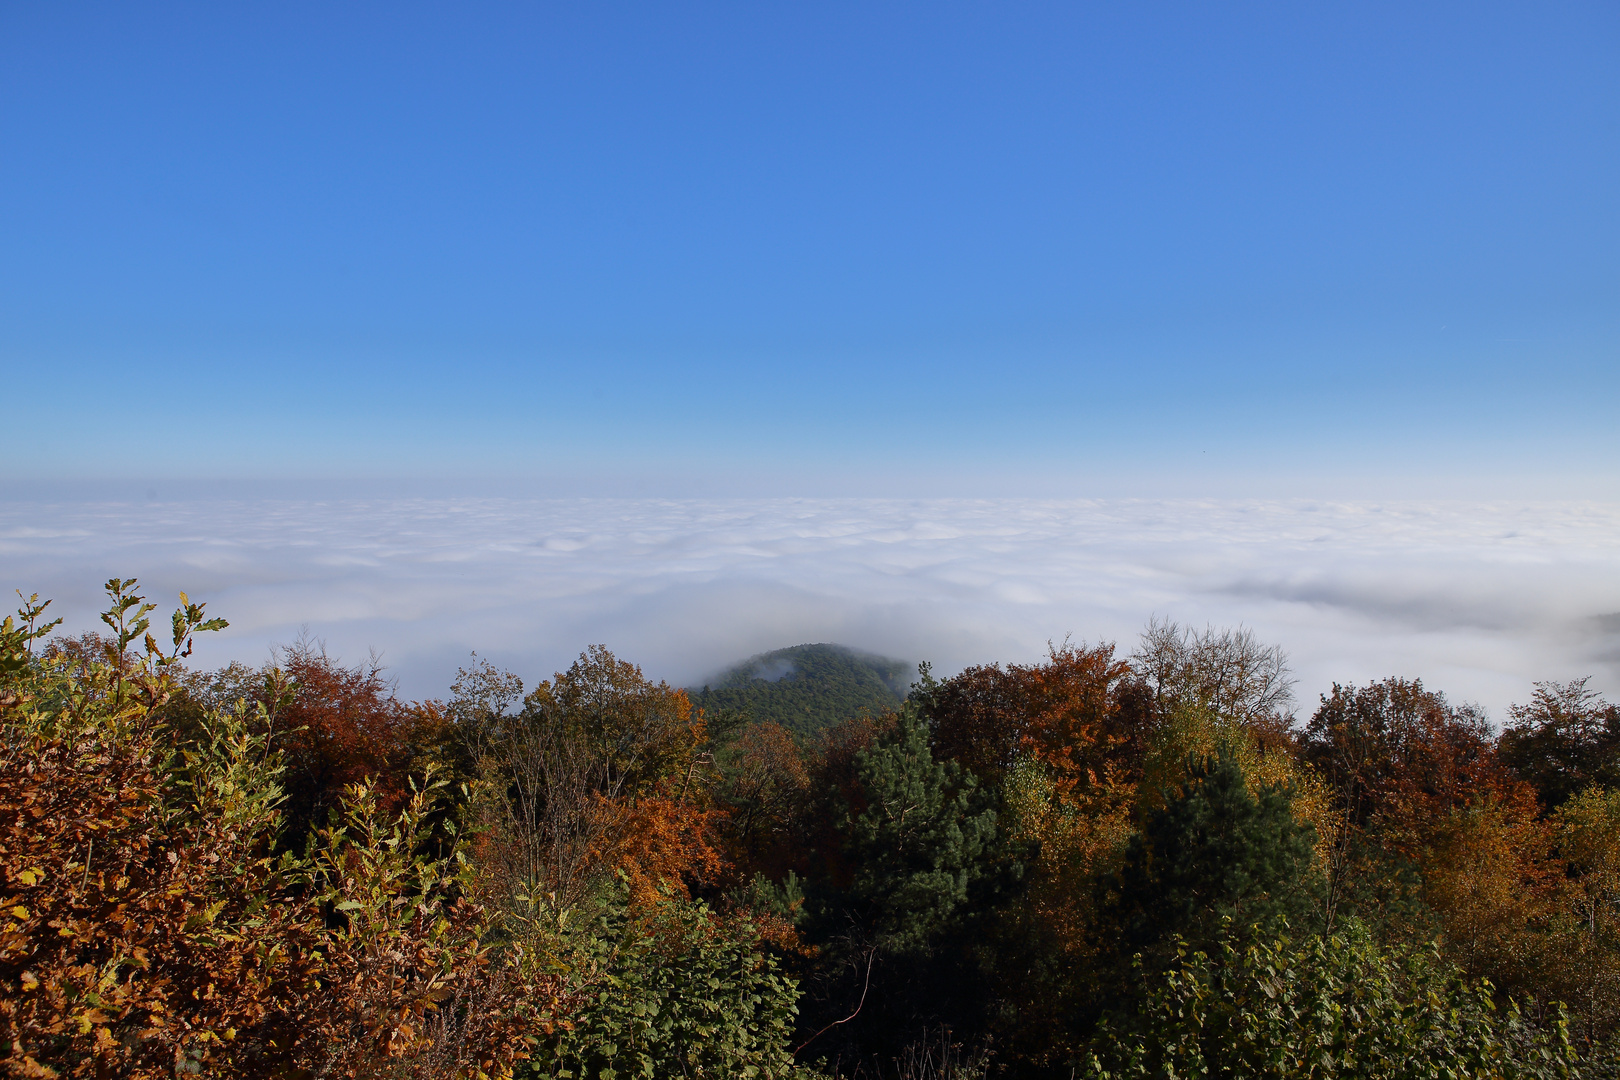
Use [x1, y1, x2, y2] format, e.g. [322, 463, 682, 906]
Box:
[4, 580, 1619, 1078]
[690, 645, 910, 738]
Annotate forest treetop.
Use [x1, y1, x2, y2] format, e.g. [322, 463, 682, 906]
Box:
[3, 578, 1618, 1078]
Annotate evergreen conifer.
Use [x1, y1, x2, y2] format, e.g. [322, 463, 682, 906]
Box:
[1104, 748, 1316, 963]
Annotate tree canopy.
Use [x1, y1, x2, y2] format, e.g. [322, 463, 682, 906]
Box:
[4, 586, 1619, 1078]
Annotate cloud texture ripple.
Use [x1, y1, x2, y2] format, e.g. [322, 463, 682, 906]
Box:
[3, 497, 1617, 717]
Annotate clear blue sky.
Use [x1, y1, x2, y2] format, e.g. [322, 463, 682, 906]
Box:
[4, 2, 1616, 494]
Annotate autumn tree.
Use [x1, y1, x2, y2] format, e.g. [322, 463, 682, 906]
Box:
[1303, 677, 1526, 846]
[924, 642, 1141, 792]
[1500, 678, 1620, 811]
[271, 639, 461, 848]
[921, 646, 1142, 960]
[909, 627, 1313, 1071]
[0, 581, 556, 1079]
[715, 720, 811, 883]
[160, 637, 459, 853]
[1303, 678, 1561, 1002]
[1420, 798, 1560, 1001]
[456, 646, 718, 917]
[1549, 786, 1620, 1045]
[0, 583, 301, 1078]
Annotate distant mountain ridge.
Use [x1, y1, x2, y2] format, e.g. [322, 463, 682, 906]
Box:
[688, 643, 913, 737]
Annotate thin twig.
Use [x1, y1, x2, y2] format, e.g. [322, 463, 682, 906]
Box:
[795, 946, 876, 1056]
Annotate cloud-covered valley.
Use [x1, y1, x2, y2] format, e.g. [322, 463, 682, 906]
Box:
[3, 497, 1617, 719]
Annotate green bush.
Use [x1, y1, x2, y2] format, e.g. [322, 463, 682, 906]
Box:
[524, 887, 806, 1080]
[1080, 920, 1580, 1080]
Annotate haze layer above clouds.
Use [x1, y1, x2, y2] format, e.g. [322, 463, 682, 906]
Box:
[4, 496, 1617, 720]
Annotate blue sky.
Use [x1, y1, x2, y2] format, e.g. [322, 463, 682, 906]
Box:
[4, 2, 1617, 493]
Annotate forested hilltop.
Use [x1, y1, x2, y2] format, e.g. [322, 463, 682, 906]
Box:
[689, 643, 910, 737]
[4, 580, 1620, 1079]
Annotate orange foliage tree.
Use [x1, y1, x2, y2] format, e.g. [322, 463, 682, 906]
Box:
[269, 640, 455, 846]
[925, 642, 1141, 793]
[454, 646, 723, 920]
[715, 721, 810, 883]
[1304, 677, 1561, 998]
[0, 581, 558, 1079]
[922, 643, 1143, 912]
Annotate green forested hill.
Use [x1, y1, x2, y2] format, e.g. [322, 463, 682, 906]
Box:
[688, 643, 913, 737]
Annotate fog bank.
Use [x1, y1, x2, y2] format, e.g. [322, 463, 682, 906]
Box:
[3, 496, 1617, 719]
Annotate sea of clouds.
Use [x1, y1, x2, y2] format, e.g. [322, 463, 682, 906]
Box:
[3, 496, 1618, 720]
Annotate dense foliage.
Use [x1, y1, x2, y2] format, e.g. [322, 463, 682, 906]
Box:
[524, 888, 803, 1079]
[0, 584, 557, 1078]
[1082, 922, 1581, 1080]
[4, 582, 1619, 1078]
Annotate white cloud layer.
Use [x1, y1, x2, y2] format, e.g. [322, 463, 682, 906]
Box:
[3, 497, 1619, 720]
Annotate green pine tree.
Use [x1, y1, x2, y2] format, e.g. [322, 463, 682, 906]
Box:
[840, 706, 999, 956]
[1104, 748, 1317, 963]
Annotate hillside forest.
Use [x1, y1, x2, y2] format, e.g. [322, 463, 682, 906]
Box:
[688, 645, 908, 738]
[4, 579, 1620, 1079]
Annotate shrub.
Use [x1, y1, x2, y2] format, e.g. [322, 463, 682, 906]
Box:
[0, 581, 556, 1079]
[1080, 920, 1579, 1080]
[524, 885, 803, 1079]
